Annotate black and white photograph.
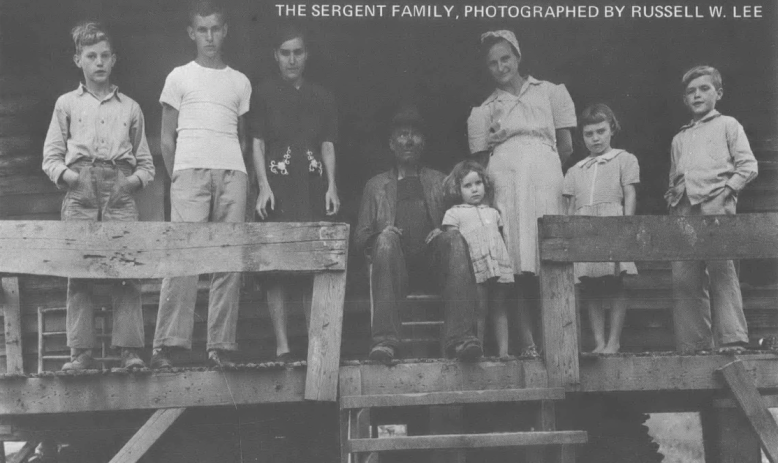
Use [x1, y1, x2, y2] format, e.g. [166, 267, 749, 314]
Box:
[0, 0, 777, 461]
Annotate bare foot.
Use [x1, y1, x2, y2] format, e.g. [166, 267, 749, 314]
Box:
[591, 345, 606, 354]
[601, 344, 621, 355]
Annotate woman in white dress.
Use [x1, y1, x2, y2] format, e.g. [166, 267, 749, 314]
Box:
[467, 30, 576, 356]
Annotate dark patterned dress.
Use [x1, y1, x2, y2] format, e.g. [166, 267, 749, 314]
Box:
[249, 78, 337, 221]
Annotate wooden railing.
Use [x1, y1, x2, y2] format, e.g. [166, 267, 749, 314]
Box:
[0, 220, 349, 401]
[537, 213, 778, 390]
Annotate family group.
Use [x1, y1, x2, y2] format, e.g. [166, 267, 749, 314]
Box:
[40, 0, 757, 370]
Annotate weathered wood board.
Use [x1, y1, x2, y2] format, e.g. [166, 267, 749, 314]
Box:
[0, 221, 348, 278]
[108, 408, 186, 463]
[539, 214, 778, 262]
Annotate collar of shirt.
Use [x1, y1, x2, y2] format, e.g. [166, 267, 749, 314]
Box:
[679, 109, 721, 131]
[576, 149, 622, 169]
[483, 75, 541, 105]
[76, 82, 121, 102]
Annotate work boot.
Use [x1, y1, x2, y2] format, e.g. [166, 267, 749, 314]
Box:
[208, 349, 236, 369]
[120, 348, 146, 370]
[62, 349, 96, 371]
[150, 347, 174, 370]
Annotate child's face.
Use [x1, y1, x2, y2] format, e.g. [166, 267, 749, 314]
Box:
[683, 75, 722, 120]
[275, 37, 307, 83]
[188, 14, 227, 59]
[582, 121, 613, 156]
[460, 171, 486, 206]
[74, 41, 115, 86]
[486, 41, 520, 87]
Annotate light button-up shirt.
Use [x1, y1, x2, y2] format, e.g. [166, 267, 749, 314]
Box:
[42, 83, 154, 188]
[665, 110, 757, 207]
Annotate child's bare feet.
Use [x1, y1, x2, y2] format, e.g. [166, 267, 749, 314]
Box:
[601, 344, 621, 354]
[591, 345, 606, 354]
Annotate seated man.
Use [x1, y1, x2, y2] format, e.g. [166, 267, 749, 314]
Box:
[354, 104, 483, 363]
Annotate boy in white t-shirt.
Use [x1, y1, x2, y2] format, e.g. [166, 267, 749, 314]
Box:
[151, 0, 251, 369]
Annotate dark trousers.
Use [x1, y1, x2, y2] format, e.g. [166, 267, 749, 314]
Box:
[369, 229, 479, 352]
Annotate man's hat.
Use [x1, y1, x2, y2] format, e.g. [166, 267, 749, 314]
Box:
[390, 103, 426, 133]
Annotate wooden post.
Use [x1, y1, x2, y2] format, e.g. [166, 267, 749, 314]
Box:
[718, 360, 778, 462]
[340, 367, 378, 463]
[2, 277, 23, 374]
[701, 406, 761, 463]
[305, 270, 347, 401]
[539, 262, 579, 389]
[108, 408, 186, 463]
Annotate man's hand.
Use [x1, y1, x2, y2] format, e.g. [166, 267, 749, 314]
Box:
[325, 186, 340, 216]
[424, 228, 442, 245]
[256, 186, 275, 220]
[382, 225, 403, 237]
[121, 174, 143, 193]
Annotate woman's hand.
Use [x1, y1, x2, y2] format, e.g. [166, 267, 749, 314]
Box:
[256, 186, 275, 220]
[325, 186, 340, 216]
[486, 120, 508, 148]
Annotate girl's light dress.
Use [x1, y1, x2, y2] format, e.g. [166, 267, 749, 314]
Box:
[467, 76, 577, 274]
[562, 149, 640, 280]
[442, 204, 514, 284]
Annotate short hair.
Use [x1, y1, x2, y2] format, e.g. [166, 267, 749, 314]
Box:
[579, 103, 621, 135]
[189, 0, 226, 26]
[480, 36, 520, 61]
[71, 22, 112, 55]
[274, 24, 307, 50]
[682, 65, 723, 91]
[443, 160, 494, 208]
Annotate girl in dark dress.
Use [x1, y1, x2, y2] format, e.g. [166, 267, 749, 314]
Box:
[250, 26, 340, 360]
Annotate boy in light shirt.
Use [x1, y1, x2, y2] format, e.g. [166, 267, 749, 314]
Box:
[151, 0, 251, 368]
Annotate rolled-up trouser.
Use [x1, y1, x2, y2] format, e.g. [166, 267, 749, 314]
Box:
[154, 169, 247, 351]
[671, 191, 748, 352]
[63, 159, 144, 349]
[369, 228, 479, 353]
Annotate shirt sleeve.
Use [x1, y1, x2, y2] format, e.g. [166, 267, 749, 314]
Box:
[238, 74, 252, 116]
[159, 68, 182, 110]
[549, 83, 577, 129]
[41, 95, 71, 188]
[562, 169, 576, 196]
[620, 152, 640, 186]
[467, 105, 490, 154]
[129, 103, 155, 187]
[724, 118, 758, 192]
[322, 88, 338, 144]
[442, 209, 459, 228]
[664, 135, 683, 207]
[248, 83, 267, 140]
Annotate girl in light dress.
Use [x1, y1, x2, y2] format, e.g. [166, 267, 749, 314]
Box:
[442, 160, 514, 357]
[563, 104, 640, 354]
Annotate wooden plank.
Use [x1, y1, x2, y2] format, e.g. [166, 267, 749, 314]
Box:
[580, 354, 778, 392]
[0, 369, 308, 415]
[346, 431, 588, 452]
[539, 214, 778, 262]
[7, 440, 38, 463]
[339, 367, 377, 463]
[700, 407, 762, 463]
[305, 271, 347, 401]
[342, 359, 548, 396]
[718, 360, 778, 462]
[2, 278, 22, 374]
[539, 262, 579, 389]
[341, 388, 565, 408]
[108, 408, 185, 463]
[0, 221, 348, 278]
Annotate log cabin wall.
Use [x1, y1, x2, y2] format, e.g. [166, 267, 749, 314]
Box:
[1, 0, 777, 370]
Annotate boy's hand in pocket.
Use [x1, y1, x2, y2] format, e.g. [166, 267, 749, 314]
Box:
[62, 169, 80, 188]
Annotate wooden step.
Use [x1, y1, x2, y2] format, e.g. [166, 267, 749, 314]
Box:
[341, 388, 565, 409]
[346, 430, 588, 452]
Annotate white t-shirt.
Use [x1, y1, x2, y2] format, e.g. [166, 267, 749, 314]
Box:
[160, 61, 251, 173]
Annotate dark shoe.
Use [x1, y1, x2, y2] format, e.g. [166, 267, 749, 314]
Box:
[62, 349, 96, 371]
[150, 347, 174, 370]
[369, 345, 396, 364]
[520, 345, 540, 358]
[120, 348, 147, 370]
[454, 340, 483, 362]
[208, 349, 236, 369]
[717, 342, 747, 355]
